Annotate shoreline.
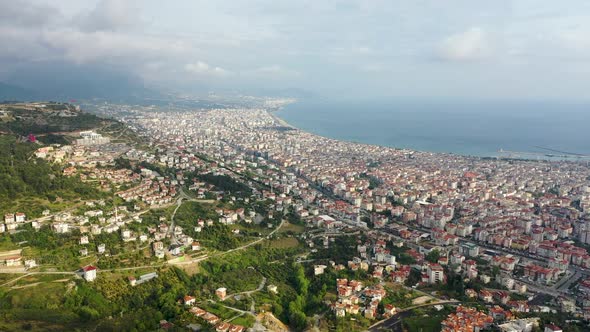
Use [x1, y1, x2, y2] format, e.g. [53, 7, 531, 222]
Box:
[268, 109, 297, 130]
[267, 107, 587, 164]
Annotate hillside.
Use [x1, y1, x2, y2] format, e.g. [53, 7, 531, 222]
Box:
[0, 102, 142, 217]
[0, 102, 142, 146]
[0, 135, 102, 218]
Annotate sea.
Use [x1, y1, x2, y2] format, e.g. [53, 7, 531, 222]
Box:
[276, 99, 590, 159]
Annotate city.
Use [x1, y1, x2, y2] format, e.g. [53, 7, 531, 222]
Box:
[2, 2, 590, 331]
[2, 100, 587, 330]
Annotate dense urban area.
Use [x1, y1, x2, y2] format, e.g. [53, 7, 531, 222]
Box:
[0, 100, 589, 332]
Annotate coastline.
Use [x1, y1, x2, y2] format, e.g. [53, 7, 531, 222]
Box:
[267, 105, 587, 163]
[268, 107, 469, 158]
[268, 109, 297, 130]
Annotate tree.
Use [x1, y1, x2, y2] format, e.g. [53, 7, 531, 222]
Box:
[425, 249, 441, 263]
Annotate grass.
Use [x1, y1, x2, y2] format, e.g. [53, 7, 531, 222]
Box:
[0, 274, 20, 286]
[403, 315, 444, 332]
[178, 262, 201, 276]
[268, 237, 300, 249]
[0, 237, 18, 251]
[277, 222, 305, 234]
[402, 307, 453, 332]
[0, 320, 82, 332]
[208, 267, 264, 294]
[251, 292, 279, 312]
[13, 274, 71, 286]
[3, 281, 68, 309]
[230, 314, 255, 327]
[199, 302, 238, 320]
[0, 196, 84, 220]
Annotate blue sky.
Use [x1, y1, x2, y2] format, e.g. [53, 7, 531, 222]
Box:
[2, 0, 590, 100]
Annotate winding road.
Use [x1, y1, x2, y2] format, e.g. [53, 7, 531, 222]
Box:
[368, 300, 460, 332]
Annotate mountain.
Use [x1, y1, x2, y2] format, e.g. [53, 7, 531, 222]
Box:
[0, 82, 40, 102]
[3, 61, 162, 102]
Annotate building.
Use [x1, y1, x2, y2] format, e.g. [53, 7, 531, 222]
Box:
[129, 272, 158, 286]
[216, 287, 227, 300]
[426, 263, 445, 284]
[4, 213, 15, 224]
[267, 284, 278, 294]
[314, 264, 327, 275]
[498, 318, 539, 332]
[441, 306, 493, 332]
[24, 259, 37, 269]
[82, 265, 97, 282]
[52, 222, 69, 233]
[184, 295, 196, 306]
[192, 242, 201, 251]
[460, 242, 480, 257]
[4, 256, 22, 267]
[76, 131, 110, 146]
[15, 213, 26, 223]
[544, 325, 562, 332]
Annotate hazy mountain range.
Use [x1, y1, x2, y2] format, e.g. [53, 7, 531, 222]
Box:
[0, 62, 316, 103]
[0, 62, 161, 103]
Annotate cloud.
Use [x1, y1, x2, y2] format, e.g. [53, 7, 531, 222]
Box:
[185, 61, 232, 77]
[0, 0, 61, 26]
[560, 29, 590, 54]
[437, 27, 491, 61]
[41, 28, 189, 64]
[359, 63, 388, 73]
[250, 65, 301, 78]
[76, 0, 141, 32]
[357, 47, 372, 55]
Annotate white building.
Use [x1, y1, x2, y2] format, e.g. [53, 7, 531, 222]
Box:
[314, 265, 327, 275]
[83, 265, 97, 282]
[52, 222, 69, 233]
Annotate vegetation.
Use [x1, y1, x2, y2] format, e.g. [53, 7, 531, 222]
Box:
[425, 249, 441, 263]
[402, 306, 453, 332]
[185, 171, 253, 197]
[0, 136, 102, 217]
[310, 235, 362, 264]
[0, 104, 111, 136]
[173, 201, 246, 251]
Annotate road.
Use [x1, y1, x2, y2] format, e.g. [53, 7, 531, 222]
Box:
[381, 222, 584, 299]
[204, 273, 267, 324]
[296, 166, 587, 300]
[169, 218, 286, 266]
[167, 186, 217, 246]
[0, 271, 78, 288]
[167, 195, 185, 246]
[368, 301, 460, 332]
[229, 275, 267, 298]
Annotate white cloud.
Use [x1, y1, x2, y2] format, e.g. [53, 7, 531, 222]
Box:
[359, 63, 387, 73]
[76, 0, 141, 32]
[0, 0, 62, 26]
[185, 61, 231, 77]
[41, 28, 189, 64]
[357, 47, 372, 55]
[437, 27, 491, 61]
[560, 29, 590, 54]
[251, 65, 301, 78]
